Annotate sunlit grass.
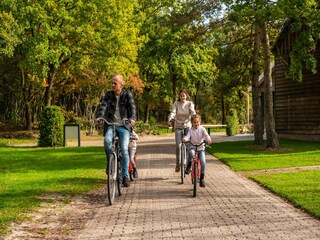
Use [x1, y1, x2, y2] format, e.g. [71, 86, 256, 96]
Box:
[0, 145, 105, 235]
[208, 139, 320, 171]
[207, 139, 320, 219]
[251, 170, 320, 218]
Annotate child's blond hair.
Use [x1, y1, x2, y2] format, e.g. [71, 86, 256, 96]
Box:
[191, 114, 201, 123]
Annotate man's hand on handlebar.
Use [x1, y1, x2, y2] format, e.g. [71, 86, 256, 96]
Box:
[130, 119, 136, 126]
[95, 118, 103, 124]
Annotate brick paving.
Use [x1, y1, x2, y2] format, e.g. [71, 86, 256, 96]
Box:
[75, 134, 320, 240]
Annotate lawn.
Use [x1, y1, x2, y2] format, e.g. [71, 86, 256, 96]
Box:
[208, 139, 320, 171]
[0, 144, 105, 235]
[207, 139, 320, 218]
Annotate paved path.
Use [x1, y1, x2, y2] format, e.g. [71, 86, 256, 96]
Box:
[74, 134, 320, 240]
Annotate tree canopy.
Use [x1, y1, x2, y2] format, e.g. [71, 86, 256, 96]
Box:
[0, 0, 319, 138]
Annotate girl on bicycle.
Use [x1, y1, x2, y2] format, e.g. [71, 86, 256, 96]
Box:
[182, 114, 211, 187]
[168, 89, 196, 172]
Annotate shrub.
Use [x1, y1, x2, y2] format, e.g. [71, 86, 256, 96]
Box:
[226, 109, 240, 136]
[133, 121, 160, 135]
[39, 106, 65, 147]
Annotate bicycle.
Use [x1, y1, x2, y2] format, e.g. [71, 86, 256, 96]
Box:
[97, 117, 128, 205]
[172, 118, 190, 184]
[179, 142, 187, 184]
[128, 137, 138, 181]
[185, 141, 208, 197]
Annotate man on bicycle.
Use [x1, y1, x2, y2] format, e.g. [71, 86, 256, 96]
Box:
[96, 75, 136, 187]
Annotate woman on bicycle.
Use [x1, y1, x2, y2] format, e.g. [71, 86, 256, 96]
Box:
[182, 114, 211, 187]
[168, 89, 196, 172]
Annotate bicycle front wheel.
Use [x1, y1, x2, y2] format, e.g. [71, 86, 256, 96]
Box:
[180, 144, 186, 184]
[107, 153, 117, 205]
[193, 163, 198, 197]
[117, 158, 123, 196]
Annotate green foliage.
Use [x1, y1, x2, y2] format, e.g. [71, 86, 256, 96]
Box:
[133, 121, 160, 135]
[0, 11, 21, 58]
[225, 108, 239, 136]
[38, 106, 65, 147]
[287, 28, 318, 82]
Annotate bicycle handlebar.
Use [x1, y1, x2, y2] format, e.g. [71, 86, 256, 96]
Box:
[184, 141, 210, 148]
[170, 118, 189, 124]
[96, 117, 131, 126]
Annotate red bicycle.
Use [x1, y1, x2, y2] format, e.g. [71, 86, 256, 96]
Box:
[186, 141, 208, 197]
[128, 150, 138, 181]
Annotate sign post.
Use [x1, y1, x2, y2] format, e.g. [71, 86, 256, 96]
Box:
[64, 124, 81, 147]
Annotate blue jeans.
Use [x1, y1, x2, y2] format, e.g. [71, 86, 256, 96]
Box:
[188, 149, 206, 174]
[174, 128, 190, 164]
[104, 126, 130, 178]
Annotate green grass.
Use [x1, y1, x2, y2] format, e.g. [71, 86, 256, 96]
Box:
[207, 139, 320, 218]
[251, 170, 320, 218]
[0, 142, 105, 235]
[208, 139, 320, 171]
[0, 138, 37, 146]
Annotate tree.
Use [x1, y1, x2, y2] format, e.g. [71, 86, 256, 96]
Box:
[137, 0, 220, 122]
[261, 22, 279, 148]
[252, 26, 264, 145]
[0, 0, 144, 129]
[224, 0, 282, 148]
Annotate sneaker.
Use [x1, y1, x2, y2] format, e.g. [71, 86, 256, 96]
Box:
[185, 162, 192, 175]
[200, 179, 206, 187]
[175, 164, 180, 172]
[133, 167, 138, 178]
[123, 176, 130, 187]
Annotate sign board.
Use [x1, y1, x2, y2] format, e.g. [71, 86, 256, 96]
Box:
[64, 124, 81, 147]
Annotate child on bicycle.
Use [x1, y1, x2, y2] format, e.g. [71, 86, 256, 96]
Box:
[182, 114, 211, 187]
[129, 130, 139, 178]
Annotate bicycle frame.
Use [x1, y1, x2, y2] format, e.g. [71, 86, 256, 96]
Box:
[191, 152, 201, 184]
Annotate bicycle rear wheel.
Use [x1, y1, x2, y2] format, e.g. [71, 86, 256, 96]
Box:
[193, 163, 198, 197]
[117, 158, 123, 196]
[129, 162, 134, 181]
[107, 153, 117, 205]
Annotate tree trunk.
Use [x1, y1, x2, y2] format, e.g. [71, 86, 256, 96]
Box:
[252, 25, 264, 145]
[144, 103, 150, 123]
[194, 81, 200, 110]
[171, 73, 178, 102]
[261, 22, 279, 149]
[20, 67, 33, 130]
[25, 102, 33, 130]
[221, 95, 225, 124]
[44, 64, 56, 106]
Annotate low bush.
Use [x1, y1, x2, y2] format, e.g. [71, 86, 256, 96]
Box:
[38, 106, 65, 147]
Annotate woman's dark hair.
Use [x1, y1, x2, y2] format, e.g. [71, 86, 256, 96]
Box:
[177, 89, 188, 101]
